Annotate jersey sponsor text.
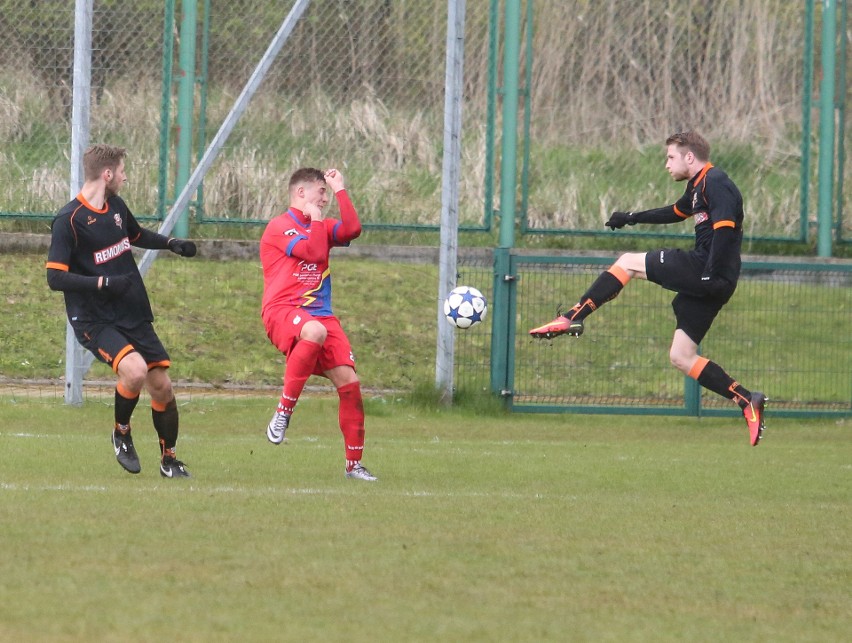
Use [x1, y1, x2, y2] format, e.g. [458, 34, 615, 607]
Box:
[94, 237, 131, 265]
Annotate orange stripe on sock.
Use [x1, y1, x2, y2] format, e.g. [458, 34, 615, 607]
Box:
[607, 265, 630, 286]
[687, 356, 710, 380]
[151, 399, 168, 413]
[115, 381, 139, 400]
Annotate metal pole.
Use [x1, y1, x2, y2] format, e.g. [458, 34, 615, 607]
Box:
[65, 0, 94, 405]
[816, 0, 838, 257]
[498, 0, 521, 250]
[138, 0, 313, 275]
[435, 0, 467, 403]
[490, 0, 521, 397]
[800, 0, 816, 243]
[173, 0, 198, 239]
[834, 0, 847, 240]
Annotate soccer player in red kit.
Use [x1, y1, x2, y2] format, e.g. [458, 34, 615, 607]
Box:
[529, 131, 766, 446]
[46, 144, 197, 476]
[260, 167, 377, 481]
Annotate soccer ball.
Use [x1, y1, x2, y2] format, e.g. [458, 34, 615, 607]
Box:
[443, 286, 487, 329]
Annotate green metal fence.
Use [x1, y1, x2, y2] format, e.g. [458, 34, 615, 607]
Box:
[1, 1, 847, 244]
[454, 252, 852, 417]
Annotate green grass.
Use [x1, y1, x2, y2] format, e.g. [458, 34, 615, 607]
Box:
[0, 395, 849, 641]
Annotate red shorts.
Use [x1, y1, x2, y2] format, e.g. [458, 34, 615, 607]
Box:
[264, 307, 355, 376]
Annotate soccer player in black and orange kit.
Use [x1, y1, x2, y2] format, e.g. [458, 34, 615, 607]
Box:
[529, 131, 767, 446]
[260, 167, 377, 481]
[46, 144, 198, 476]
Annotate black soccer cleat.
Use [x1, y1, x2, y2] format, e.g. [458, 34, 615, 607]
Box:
[112, 428, 141, 474]
[160, 455, 191, 478]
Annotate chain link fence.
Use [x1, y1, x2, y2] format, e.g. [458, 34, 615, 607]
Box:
[516, 0, 848, 243]
[1, 1, 847, 241]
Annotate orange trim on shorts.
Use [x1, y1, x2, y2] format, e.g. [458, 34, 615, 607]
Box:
[112, 345, 136, 373]
[607, 265, 631, 286]
[688, 356, 710, 380]
[151, 399, 168, 412]
[713, 220, 736, 229]
[147, 360, 171, 370]
[115, 381, 139, 400]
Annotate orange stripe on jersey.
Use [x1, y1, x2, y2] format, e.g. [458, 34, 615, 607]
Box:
[46, 261, 69, 271]
[607, 264, 631, 286]
[713, 220, 736, 229]
[112, 344, 136, 373]
[687, 356, 710, 380]
[77, 192, 108, 214]
[693, 163, 713, 186]
[673, 205, 689, 219]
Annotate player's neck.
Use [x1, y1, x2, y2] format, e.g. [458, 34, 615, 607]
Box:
[79, 181, 108, 210]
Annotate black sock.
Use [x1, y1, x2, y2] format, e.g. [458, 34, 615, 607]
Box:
[696, 361, 751, 407]
[152, 398, 179, 453]
[569, 271, 625, 321]
[115, 388, 140, 428]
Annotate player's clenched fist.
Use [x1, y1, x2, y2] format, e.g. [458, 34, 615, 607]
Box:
[324, 168, 345, 193]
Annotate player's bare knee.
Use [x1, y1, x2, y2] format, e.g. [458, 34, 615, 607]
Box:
[117, 353, 147, 390]
[669, 349, 692, 374]
[300, 320, 327, 344]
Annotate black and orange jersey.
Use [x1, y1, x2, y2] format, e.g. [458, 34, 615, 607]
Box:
[47, 193, 153, 325]
[641, 163, 744, 285]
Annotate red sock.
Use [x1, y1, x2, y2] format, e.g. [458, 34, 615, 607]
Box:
[279, 340, 322, 414]
[338, 382, 365, 462]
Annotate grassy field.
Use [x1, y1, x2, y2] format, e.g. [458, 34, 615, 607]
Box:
[0, 395, 849, 641]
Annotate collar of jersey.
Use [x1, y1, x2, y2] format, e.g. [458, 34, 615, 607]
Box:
[690, 163, 714, 186]
[286, 208, 311, 225]
[77, 192, 109, 214]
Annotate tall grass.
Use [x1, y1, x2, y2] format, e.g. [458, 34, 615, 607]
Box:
[0, 1, 847, 242]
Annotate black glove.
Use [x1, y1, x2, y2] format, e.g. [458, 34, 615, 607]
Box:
[168, 238, 197, 257]
[102, 274, 133, 296]
[605, 211, 637, 230]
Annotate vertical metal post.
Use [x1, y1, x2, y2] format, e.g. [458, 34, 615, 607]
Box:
[157, 0, 176, 220]
[436, 0, 466, 403]
[174, 0, 198, 238]
[834, 0, 847, 240]
[800, 0, 816, 243]
[490, 0, 521, 398]
[483, 0, 499, 230]
[816, 0, 838, 257]
[65, 0, 95, 405]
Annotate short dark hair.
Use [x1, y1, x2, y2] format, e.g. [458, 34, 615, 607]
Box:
[666, 131, 710, 162]
[288, 167, 325, 191]
[83, 144, 126, 181]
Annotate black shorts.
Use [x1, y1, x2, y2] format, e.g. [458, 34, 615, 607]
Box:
[645, 248, 728, 345]
[73, 321, 170, 373]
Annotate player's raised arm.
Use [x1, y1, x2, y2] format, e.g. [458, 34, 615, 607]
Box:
[325, 169, 361, 242]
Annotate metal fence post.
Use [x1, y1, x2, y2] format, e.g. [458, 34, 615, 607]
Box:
[490, 0, 522, 400]
[817, 0, 838, 257]
[436, 0, 467, 403]
[64, 0, 95, 406]
[173, 0, 198, 239]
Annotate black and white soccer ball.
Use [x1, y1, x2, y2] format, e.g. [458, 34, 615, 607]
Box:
[443, 286, 488, 329]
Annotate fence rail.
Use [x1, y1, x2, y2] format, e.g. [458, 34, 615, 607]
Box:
[453, 253, 852, 417]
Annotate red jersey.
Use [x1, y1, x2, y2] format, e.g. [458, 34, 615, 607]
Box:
[260, 189, 361, 321]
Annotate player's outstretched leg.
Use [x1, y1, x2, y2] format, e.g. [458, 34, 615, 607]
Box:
[529, 266, 629, 339]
